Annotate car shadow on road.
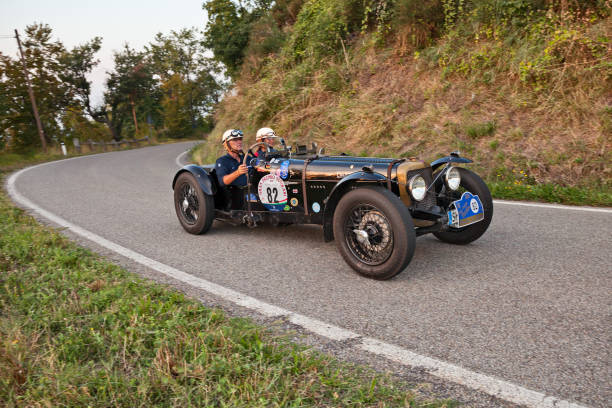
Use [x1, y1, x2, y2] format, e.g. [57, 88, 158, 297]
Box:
[205, 220, 494, 283]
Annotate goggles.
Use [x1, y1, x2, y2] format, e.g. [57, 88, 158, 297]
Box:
[230, 129, 244, 137]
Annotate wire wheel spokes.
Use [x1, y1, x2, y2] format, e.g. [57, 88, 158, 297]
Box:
[344, 204, 394, 266]
[179, 182, 199, 225]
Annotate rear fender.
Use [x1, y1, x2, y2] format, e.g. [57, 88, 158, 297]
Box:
[172, 165, 216, 196]
[322, 172, 387, 242]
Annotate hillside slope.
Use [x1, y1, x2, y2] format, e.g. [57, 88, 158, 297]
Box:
[195, 0, 611, 202]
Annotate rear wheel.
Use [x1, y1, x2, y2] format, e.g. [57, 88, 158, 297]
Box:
[174, 172, 214, 234]
[434, 168, 493, 244]
[333, 186, 416, 280]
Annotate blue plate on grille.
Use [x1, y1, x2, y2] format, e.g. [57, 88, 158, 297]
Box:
[448, 191, 484, 228]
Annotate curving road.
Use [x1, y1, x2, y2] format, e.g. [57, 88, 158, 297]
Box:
[8, 142, 612, 407]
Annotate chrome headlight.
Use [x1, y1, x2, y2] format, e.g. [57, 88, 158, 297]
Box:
[445, 167, 461, 190]
[408, 175, 427, 201]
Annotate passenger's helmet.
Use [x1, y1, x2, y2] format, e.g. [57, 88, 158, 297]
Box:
[255, 127, 278, 141]
[221, 129, 244, 143]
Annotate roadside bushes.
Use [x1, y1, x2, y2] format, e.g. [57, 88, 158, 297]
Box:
[285, 0, 363, 62]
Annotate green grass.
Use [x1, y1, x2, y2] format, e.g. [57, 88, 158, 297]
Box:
[465, 121, 496, 140]
[0, 166, 453, 407]
[0, 150, 77, 172]
[487, 180, 612, 207]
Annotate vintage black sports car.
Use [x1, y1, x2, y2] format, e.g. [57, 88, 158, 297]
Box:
[172, 141, 493, 280]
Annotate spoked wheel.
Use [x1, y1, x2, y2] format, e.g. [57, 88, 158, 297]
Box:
[179, 183, 199, 224]
[344, 204, 394, 266]
[333, 186, 416, 280]
[174, 172, 214, 234]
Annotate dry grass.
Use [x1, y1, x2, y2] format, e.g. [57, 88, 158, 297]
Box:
[196, 16, 611, 191]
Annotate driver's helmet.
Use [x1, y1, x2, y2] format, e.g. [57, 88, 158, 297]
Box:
[255, 127, 278, 141]
[221, 129, 243, 143]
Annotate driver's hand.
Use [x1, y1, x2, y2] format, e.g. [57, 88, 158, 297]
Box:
[236, 164, 248, 175]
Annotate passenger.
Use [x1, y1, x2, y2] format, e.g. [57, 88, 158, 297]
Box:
[215, 129, 250, 187]
[253, 127, 279, 158]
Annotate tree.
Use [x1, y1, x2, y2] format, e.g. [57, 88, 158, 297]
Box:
[202, 0, 272, 79]
[0, 24, 71, 151]
[102, 45, 157, 140]
[148, 28, 222, 137]
[59, 36, 123, 142]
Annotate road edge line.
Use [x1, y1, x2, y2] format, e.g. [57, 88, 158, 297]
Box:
[175, 150, 190, 168]
[493, 199, 611, 213]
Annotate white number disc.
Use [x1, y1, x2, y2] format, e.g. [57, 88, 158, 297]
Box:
[470, 198, 480, 213]
[258, 174, 288, 211]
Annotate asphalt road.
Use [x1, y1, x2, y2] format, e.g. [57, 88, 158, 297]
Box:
[10, 142, 612, 407]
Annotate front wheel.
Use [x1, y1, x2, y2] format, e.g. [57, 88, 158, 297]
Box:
[174, 172, 215, 234]
[434, 168, 493, 245]
[333, 186, 416, 280]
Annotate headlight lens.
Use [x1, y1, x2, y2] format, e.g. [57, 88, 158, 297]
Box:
[445, 167, 461, 190]
[409, 175, 427, 201]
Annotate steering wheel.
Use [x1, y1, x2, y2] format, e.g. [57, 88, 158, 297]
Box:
[243, 141, 273, 166]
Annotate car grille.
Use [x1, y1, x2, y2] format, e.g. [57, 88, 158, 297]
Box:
[406, 168, 436, 210]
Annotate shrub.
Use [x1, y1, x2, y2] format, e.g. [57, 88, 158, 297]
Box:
[465, 120, 496, 139]
[390, 0, 445, 52]
[245, 15, 287, 59]
[285, 0, 364, 63]
[322, 65, 347, 92]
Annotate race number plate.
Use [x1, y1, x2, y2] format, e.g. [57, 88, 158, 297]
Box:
[448, 191, 484, 228]
[258, 174, 288, 212]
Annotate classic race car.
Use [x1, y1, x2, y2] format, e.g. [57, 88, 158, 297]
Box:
[173, 141, 493, 280]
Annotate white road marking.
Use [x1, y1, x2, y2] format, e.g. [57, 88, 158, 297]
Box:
[360, 339, 588, 408]
[5, 155, 593, 408]
[175, 150, 190, 168]
[288, 313, 359, 341]
[493, 199, 611, 213]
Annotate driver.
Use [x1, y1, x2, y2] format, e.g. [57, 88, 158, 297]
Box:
[215, 129, 250, 187]
[253, 127, 279, 158]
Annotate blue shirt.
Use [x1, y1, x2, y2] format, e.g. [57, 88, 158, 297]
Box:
[215, 153, 252, 187]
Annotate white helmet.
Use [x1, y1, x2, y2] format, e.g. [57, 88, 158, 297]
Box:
[221, 129, 244, 143]
[256, 127, 278, 141]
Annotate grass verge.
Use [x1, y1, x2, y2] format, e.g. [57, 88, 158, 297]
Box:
[487, 180, 611, 206]
[0, 163, 453, 406]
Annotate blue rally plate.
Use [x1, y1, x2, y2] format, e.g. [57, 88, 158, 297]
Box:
[448, 191, 484, 228]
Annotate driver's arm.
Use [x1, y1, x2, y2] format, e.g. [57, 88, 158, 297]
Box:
[222, 164, 248, 185]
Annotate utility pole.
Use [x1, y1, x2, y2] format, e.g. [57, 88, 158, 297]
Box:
[129, 94, 139, 133]
[15, 29, 47, 152]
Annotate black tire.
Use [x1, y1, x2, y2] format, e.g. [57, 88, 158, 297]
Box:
[434, 168, 493, 245]
[333, 186, 416, 280]
[174, 172, 215, 234]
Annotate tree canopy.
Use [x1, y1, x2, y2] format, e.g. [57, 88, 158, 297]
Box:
[1, 24, 223, 151]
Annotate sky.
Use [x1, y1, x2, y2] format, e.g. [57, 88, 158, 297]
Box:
[0, 0, 208, 104]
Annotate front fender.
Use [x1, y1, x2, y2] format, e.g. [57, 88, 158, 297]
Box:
[172, 164, 216, 196]
[431, 155, 473, 171]
[322, 171, 387, 242]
